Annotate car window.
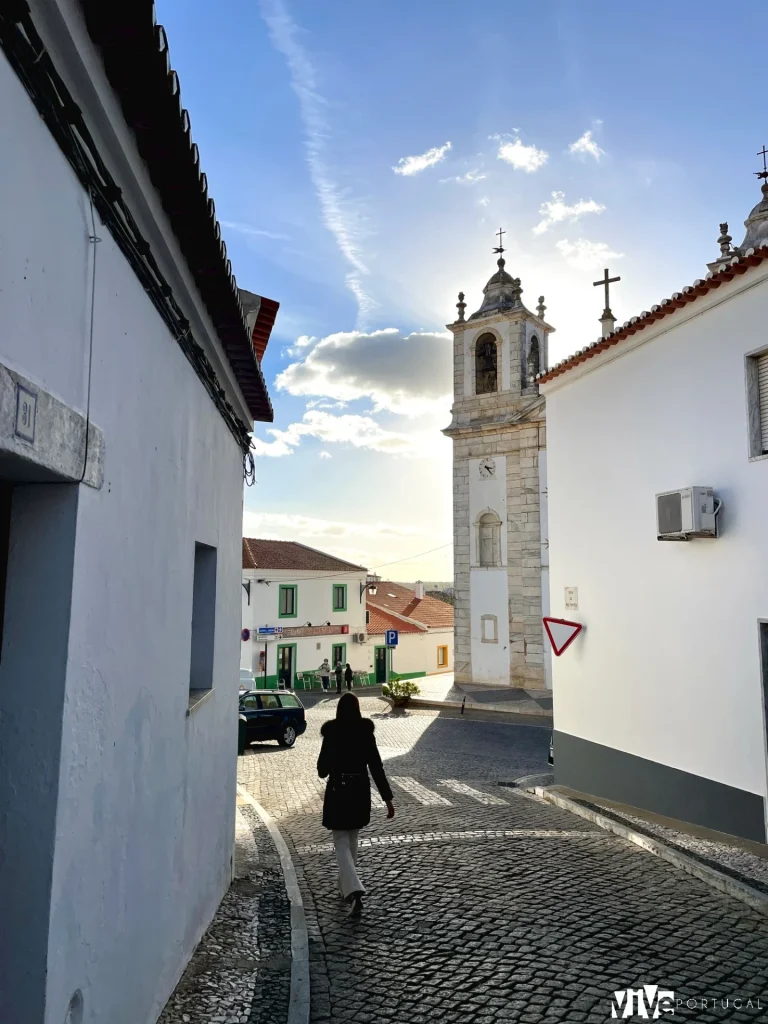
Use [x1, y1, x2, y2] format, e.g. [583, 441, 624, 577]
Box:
[259, 695, 280, 710]
[241, 695, 259, 709]
[278, 694, 300, 708]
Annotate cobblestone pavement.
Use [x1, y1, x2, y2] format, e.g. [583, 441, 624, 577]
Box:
[158, 807, 290, 1024]
[237, 696, 768, 1023]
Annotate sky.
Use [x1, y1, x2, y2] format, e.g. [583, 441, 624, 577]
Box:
[156, 0, 768, 580]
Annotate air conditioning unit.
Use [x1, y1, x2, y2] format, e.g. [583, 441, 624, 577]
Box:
[352, 632, 367, 643]
[656, 487, 720, 541]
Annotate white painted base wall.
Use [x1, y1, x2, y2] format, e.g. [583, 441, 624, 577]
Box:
[470, 570, 510, 684]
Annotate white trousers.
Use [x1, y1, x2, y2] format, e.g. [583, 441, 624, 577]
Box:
[332, 829, 364, 899]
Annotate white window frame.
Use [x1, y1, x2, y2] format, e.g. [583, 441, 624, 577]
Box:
[746, 347, 768, 460]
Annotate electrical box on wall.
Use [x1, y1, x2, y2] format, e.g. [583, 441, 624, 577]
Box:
[656, 487, 720, 541]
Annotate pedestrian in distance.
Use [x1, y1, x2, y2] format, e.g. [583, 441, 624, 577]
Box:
[344, 663, 354, 691]
[317, 693, 395, 916]
[319, 657, 331, 692]
[334, 659, 344, 694]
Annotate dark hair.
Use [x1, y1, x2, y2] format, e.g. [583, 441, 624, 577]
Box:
[336, 692, 361, 724]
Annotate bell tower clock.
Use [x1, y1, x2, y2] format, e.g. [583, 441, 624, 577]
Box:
[443, 234, 554, 689]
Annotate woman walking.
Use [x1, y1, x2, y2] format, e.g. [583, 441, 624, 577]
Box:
[317, 693, 395, 916]
[344, 663, 354, 691]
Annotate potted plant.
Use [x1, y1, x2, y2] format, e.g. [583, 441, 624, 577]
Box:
[382, 678, 421, 708]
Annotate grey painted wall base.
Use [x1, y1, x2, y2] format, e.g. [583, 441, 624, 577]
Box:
[0, 362, 104, 488]
[553, 730, 766, 843]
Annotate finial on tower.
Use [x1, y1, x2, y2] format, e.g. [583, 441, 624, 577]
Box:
[593, 267, 620, 338]
[536, 295, 546, 319]
[756, 145, 768, 182]
[718, 222, 733, 259]
[456, 291, 466, 322]
[492, 227, 506, 270]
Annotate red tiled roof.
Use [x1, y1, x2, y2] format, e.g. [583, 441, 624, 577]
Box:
[366, 606, 422, 635]
[537, 246, 768, 385]
[368, 582, 454, 629]
[242, 538, 367, 572]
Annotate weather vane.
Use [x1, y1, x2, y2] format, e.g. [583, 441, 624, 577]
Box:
[493, 227, 506, 255]
[756, 146, 768, 182]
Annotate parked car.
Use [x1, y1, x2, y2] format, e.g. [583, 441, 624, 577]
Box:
[239, 668, 255, 692]
[238, 690, 307, 753]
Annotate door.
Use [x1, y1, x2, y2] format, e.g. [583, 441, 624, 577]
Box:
[240, 693, 266, 740]
[332, 643, 346, 677]
[375, 646, 388, 684]
[258, 692, 282, 737]
[277, 645, 295, 689]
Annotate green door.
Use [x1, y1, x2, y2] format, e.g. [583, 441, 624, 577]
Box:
[277, 645, 295, 689]
[375, 646, 388, 684]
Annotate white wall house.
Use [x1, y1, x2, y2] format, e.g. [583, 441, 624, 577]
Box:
[443, 248, 552, 689]
[539, 176, 768, 843]
[366, 581, 455, 682]
[242, 539, 370, 688]
[0, 4, 277, 1022]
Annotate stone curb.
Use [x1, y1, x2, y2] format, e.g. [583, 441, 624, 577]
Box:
[386, 695, 553, 721]
[530, 786, 768, 918]
[236, 786, 310, 1024]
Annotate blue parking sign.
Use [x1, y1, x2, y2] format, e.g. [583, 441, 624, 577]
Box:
[385, 629, 398, 646]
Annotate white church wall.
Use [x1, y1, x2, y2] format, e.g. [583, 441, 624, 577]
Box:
[470, 570, 511, 683]
[469, 455, 508, 566]
[542, 270, 768, 839]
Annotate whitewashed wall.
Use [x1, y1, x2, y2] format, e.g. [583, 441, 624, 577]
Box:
[0, 32, 249, 1024]
[468, 455, 510, 683]
[542, 268, 768, 800]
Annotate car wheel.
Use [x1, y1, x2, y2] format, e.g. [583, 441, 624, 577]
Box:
[278, 724, 297, 748]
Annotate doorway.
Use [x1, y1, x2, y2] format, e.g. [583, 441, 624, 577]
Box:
[277, 644, 296, 689]
[332, 642, 346, 673]
[375, 646, 389, 684]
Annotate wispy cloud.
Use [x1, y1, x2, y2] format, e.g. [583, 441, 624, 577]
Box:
[259, 0, 376, 326]
[319, 450, 332, 459]
[393, 141, 452, 176]
[250, 410, 420, 458]
[533, 191, 605, 235]
[221, 220, 290, 241]
[439, 169, 486, 185]
[478, 196, 490, 208]
[556, 238, 624, 272]
[493, 134, 548, 173]
[568, 130, 605, 162]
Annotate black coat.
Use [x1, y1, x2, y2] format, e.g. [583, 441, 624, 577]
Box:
[317, 719, 393, 830]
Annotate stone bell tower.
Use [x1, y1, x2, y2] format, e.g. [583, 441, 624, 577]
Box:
[443, 235, 554, 688]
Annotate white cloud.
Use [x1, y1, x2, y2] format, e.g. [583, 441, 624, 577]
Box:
[478, 196, 490, 208]
[533, 191, 605, 235]
[494, 136, 548, 173]
[221, 220, 289, 241]
[251, 410, 419, 458]
[556, 238, 624, 272]
[276, 327, 452, 416]
[319, 450, 332, 459]
[243, 509, 425, 543]
[568, 130, 605, 162]
[439, 169, 486, 185]
[393, 141, 452, 176]
[259, 0, 376, 325]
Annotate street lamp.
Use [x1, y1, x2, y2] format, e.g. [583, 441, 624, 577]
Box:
[360, 574, 380, 600]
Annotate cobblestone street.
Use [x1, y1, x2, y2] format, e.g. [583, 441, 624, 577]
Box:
[237, 696, 768, 1023]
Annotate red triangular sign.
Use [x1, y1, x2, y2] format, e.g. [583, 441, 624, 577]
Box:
[543, 617, 583, 656]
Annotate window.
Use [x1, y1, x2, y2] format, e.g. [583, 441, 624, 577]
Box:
[747, 350, 768, 457]
[366, 610, 370, 626]
[241, 695, 259, 709]
[477, 510, 502, 567]
[189, 542, 217, 696]
[279, 584, 297, 618]
[260, 694, 280, 710]
[481, 614, 498, 644]
[475, 333, 498, 395]
[278, 693, 300, 708]
[437, 645, 448, 668]
[332, 583, 348, 612]
[527, 335, 540, 385]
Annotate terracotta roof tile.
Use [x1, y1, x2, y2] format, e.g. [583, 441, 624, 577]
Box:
[242, 538, 367, 573]
[365, 606, 422, 635]
[368, 582, 454, 629]
[537, 246, 768, 385]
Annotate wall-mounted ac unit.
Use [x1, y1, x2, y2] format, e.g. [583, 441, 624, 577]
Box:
[352, 632, 367, 643]
[656, 487, 720, 541]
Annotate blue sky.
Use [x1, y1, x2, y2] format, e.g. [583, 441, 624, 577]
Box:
[157, 0, 767, 579]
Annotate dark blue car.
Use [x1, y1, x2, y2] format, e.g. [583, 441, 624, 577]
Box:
[238, 690, 307, 753]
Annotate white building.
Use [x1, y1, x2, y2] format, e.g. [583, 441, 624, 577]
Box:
[241, 539, 370, 687]
[367, 581, 454, 682]
[443, 245, 553, 689]
[539, 173, 768, 843]
[0, 4, 277, 1021]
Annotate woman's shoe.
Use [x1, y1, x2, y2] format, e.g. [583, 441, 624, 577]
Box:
[349, 892, 363, 916]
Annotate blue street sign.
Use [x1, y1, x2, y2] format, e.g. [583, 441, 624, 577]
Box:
[257, 626, 284, 636]
[385, 629, 398, 647]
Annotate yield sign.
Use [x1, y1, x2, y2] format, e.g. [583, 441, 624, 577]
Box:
[543, 617, 583, 656]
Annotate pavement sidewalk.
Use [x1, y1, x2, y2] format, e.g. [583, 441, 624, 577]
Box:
[408, 672, 553, 719]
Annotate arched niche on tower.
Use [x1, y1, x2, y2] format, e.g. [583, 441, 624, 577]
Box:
[526, 334, 540, 385]
[471, 329, 502, 396]
[475, 508, 502, 567]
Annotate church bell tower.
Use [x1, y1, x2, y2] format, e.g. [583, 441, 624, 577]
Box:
[443, 234, 553, 688]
